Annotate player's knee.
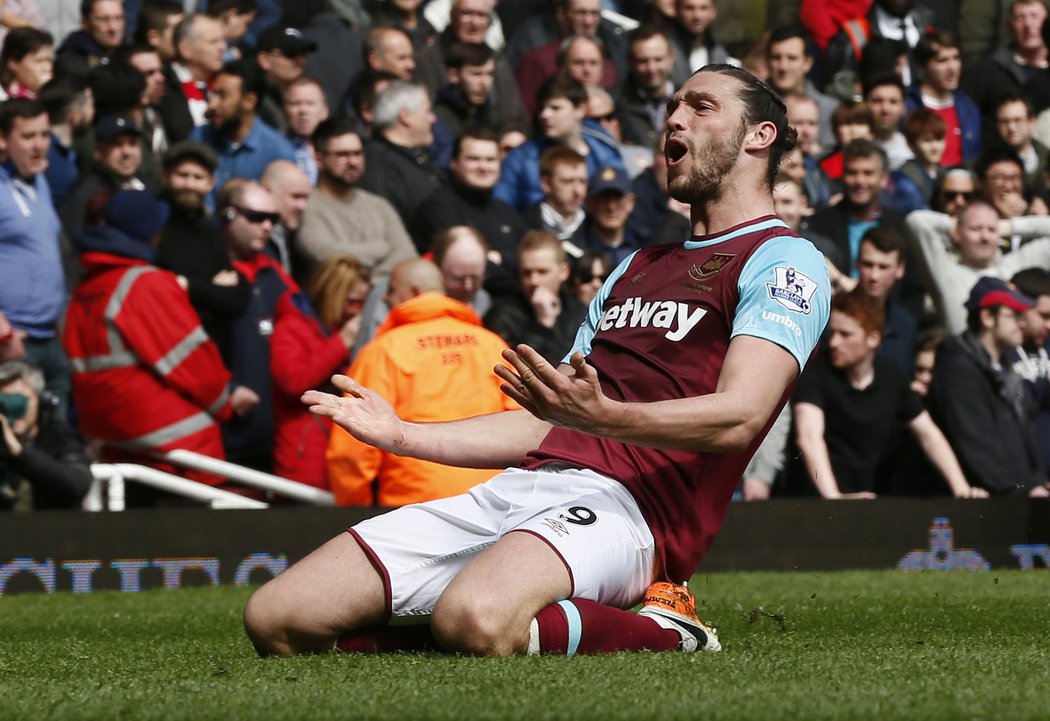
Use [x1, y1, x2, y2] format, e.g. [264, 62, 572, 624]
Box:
[243, 586, 296, 657]
[431, 594, 522, 657]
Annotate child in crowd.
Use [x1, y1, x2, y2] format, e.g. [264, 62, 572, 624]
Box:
[819, 100, 874, 182]
[887, 109, 947, 213]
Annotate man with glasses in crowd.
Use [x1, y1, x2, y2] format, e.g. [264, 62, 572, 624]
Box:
[297, 116, 417, 285]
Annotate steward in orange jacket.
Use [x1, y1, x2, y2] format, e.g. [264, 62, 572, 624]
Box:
[328, 279, 519, 506]
[62, 191, 233, 481]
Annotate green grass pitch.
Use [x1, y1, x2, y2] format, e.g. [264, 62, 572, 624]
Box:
[1, 570, 1049, 721]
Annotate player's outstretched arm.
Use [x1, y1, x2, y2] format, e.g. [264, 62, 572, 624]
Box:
[497, 336, 800, 454]
[303, 375, 552, 468]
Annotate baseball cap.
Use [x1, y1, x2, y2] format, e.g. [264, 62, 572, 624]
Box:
[256, 26, 318, 55]
[163, 140, 218, 173]
[965, 276, 1034, 314]
[588, 165, 632, 197]
[94, 115, 143, 142]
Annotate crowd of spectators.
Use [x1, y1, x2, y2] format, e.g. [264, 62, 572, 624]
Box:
[3, 0, 1050, 510]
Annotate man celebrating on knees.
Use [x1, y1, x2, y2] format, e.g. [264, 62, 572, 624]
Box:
[244, 65, 831, 658]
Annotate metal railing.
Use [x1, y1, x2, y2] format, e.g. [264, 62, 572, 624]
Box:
[87, 464, 268, 510]
[157, 450, 335, 506]
[85, 450, 336, 510]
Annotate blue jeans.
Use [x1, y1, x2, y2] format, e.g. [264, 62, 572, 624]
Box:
[23, 335, 71, 422]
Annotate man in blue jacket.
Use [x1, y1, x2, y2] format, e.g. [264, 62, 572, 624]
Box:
[0, 99, 69, 415]
[493, 74, 624, 212]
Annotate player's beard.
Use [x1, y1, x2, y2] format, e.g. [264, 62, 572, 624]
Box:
[668, 121, 747, 205]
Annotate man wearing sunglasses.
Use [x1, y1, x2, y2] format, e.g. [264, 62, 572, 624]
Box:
[218, 181, 300, 472]
[931, 166, 977, 217]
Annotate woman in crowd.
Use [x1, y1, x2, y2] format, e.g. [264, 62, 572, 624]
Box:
[0, 27, 52, 99]
[270, 254, 371, 489]
[570, 250, 614, 308]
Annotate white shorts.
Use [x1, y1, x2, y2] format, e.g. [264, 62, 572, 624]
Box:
[349, 465, 656, 620]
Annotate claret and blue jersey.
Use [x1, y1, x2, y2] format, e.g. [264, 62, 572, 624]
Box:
[521, 216, 831, 581]
[571, 216, 830, 370]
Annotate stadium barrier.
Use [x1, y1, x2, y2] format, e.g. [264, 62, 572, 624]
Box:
[1, 498, 1047, 595]
[86, 464, 269, 510]
[84, 454, 336, 510]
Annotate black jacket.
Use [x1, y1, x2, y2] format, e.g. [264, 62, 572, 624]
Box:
[359, 135, 446, 225]
[927, 332, 1045, 495]
[54, 30, 109, 81]
[158, 66, 197, 145]
[613, 77, 667, 150]
[484, 287, 587, 366]
[1, 394, 92, 510]
[157, 203, 251, 360]
[300, 13, 365, 111]
[411, 181, 527, 298]
[433, 84, 527, 139]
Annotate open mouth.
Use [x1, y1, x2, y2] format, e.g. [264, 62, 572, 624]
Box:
[665, 137, 688, 166]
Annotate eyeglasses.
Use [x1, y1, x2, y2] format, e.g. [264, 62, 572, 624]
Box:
[233, 206, 280, 224]
[322, 148, 364, 159]
[577, 271, 607, 284]
[444, 272, 484, 286]
[589, 112, 617, 123]
[942, 190, 975, 201]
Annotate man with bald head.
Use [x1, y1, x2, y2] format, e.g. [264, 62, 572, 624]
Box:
[261, 159, 311, 276]
[327, 257, 518, 506]
[432, 226, 491, 314]
[909, 199, 1050, 334]
[218, 181, 302, 471]
[353, 224, 493, 356]
[365, 27, 416, 81]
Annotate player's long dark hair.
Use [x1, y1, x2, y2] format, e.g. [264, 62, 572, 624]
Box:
[693, 64, 798, 190]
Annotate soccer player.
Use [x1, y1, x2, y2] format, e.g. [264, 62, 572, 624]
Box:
[243, 65, 831, 657]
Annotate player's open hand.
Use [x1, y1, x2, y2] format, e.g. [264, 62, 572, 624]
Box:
[495, 345, 612, 432]
[302, 375, 405, 452]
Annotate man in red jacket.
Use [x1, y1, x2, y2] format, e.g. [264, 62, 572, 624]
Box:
[62, 189, 234, 494]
